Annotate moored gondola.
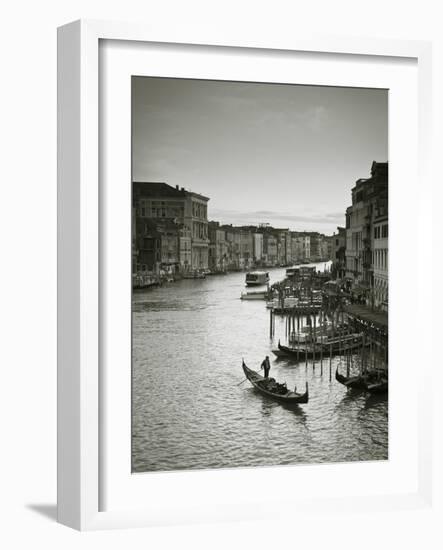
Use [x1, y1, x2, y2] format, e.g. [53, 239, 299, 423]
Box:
[242, 360, 308, 404]
[335, 368, 388, 393]
[335, 368, 368, 390]
[271, 348, 289, 358]
[365, 378, 388, 394]
[275, 337, 363, 360]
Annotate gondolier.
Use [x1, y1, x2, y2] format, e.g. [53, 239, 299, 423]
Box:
[242, 360, 308, 405]
[261, 355, 271, 378]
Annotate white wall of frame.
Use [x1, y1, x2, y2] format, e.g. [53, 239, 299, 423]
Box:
[2, 1, 442, 549]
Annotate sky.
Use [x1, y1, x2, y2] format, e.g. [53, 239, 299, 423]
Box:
[132, 77, 388, 235]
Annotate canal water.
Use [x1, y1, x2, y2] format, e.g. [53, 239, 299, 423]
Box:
[132, 263, 388, 473]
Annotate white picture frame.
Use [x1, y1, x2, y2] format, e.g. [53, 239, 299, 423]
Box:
[57, 19, 433, 531]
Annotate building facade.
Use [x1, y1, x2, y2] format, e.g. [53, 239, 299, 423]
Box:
[290, 232, 310, 263]
[332, 226, 346, 280]
[262, 232, 278, 266]
[253, 233, 263, 264]
[133, 183, 339, 279]
[372, 211, 388, 310]
[133, 182, 210, 273]
[186, 191, 210, 269]
[209, 221, 230, 272]
[345, 161, 388, 304]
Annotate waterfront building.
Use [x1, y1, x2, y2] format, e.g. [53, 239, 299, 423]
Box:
[135, 218, 161, 273]
[317, 235, 328, 261]
[372, 206, 388, 310]
[133, 181, 210, 272]
[209, 221, 229, 272]
[290, 232, 301, 263]
[220, 225, 239, 270]
[302, 234, 311, 261]
[290, 232, 310, 263]
[307, 232, 323, 261]
[332, 226, 346, 280]
[179, 224, 192, 273]
[324, 235, 334, 262]
[185, 191, 210, 269]
[158, 220, 181, 273]
[253, 233, 264, 264]
[242, 231, 255, 269]
[262, 232, 278, 266]
[274, 229, 290, 265]
[132, 206, 138, 273]
[345, 161, 388, 303]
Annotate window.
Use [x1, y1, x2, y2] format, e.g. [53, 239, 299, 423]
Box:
[382, 224, 388, 238]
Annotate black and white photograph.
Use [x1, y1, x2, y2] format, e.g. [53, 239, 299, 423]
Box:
[131, 76, 389, 473]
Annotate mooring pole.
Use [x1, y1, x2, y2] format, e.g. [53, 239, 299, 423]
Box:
[320, 310, 324, 376]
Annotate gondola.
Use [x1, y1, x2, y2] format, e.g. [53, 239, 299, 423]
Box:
[275, 338, 362, 360]
[365, 378, 388, 394]
[271, 348, 289, 358]
[335, 368, 388, 393]
[242, 360, 308, 404]
[335, 368, 368, 390]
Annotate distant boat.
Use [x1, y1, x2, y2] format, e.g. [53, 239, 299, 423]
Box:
[242, 360, 308, 405]
[240, 290, 268, 300]
[245, 271, 270, 286]
[182, 270, 206, 279]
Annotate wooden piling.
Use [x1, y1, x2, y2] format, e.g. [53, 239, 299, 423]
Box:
[313, 313, 317, 367]
[361, 332, 365, 374]
[320, 310, 323, 375]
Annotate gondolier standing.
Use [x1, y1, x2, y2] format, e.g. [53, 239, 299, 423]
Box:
[261, 355, 271, 378]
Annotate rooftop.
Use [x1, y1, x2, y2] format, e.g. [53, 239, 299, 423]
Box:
[133, 181, 209, 202]
[133, 181, 186, 198]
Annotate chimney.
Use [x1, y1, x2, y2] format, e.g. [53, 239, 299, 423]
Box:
[181, 187, 185, 191]
[175, 185, 179, 190]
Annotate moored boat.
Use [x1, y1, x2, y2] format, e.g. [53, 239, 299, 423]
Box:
[365, 379, 388, 394]
[245, 271, 270, 286]
[335, 369, 368, 390]
[286, 266, 300, 278]
[242, 360, 308, 404]
[275, 335, 363, 359]
[271, 348, 289, 358]
[182, 270, 206, 279]
[240, 290, 268, 300]
[335, 368, 388, 393]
